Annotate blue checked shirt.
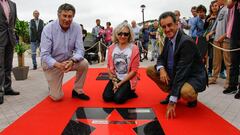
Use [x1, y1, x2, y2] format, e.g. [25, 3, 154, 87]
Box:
[40, 20, 85, 68]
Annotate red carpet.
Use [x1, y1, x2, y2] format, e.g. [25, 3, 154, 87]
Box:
[1, 68, 239, 135]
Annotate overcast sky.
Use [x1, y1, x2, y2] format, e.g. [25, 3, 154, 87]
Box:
[15, 0, 211, 31]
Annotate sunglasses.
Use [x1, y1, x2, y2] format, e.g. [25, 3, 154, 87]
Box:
[118, 32, 130, 37]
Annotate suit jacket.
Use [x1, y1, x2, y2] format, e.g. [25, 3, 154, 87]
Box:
[157, 30, 207, 97]
[91, 25, 104, 42]
[0, 0, 17, 47]
[30, 19, 44, 42]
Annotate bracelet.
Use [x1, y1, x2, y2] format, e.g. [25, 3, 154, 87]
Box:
[112, 77, 119, 83]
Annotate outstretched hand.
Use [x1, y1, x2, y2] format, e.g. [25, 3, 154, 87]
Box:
[166, 103, 176, 119]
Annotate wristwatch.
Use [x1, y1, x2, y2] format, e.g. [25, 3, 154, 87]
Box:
[169, 101, 176, 105]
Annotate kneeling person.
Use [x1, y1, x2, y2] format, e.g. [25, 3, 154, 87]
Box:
[146, 12, 207, 119]
[102, 22, 139, 104]
[40, 3, 89, 101]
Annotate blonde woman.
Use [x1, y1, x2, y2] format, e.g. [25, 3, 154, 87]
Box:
[102, 22, 140, 104]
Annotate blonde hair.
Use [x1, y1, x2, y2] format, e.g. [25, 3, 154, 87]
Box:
[112, 22, 135, 43]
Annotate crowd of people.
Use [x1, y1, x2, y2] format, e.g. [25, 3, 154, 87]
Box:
[0, 0, 239, 119]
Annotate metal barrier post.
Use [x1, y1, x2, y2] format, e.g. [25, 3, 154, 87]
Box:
[98, 39, 102, 63]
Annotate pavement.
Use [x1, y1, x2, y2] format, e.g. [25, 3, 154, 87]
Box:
[0, 52, 240, 132]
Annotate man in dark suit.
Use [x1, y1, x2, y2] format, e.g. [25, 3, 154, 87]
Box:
[30, 10, 44, 70]
[0, 0, 20, 104]
[146, 12, 207, 119]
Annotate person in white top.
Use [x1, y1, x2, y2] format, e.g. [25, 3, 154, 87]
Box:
[103, 22, 140, 104]
[131, 20, 143, 62]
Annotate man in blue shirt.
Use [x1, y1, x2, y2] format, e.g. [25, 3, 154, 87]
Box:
[191, 5, 206, 38]
[190, 5, 208, 60]
[188, 6, 198, 37]
[40, 3, 90, 101]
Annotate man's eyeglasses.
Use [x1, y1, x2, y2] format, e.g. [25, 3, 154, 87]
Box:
[118, 32, 130, 37]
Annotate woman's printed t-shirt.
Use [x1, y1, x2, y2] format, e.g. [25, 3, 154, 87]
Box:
[112, 44, 133, 80]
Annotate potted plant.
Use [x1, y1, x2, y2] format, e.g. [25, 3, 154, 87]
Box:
[12, 19, 30, 80]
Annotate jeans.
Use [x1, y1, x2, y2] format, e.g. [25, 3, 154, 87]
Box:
[30, 42, 40, 67]
[102, 80, 131, 104]
[150, 39, 159, 59]
[142, 41, 149, 59]
[135, 40, 142, 60]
